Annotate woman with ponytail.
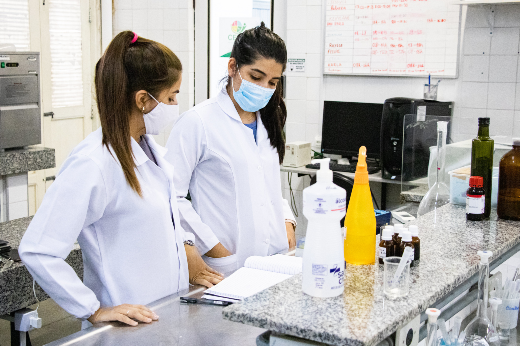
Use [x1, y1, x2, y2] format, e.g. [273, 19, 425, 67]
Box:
[165, 23, 296, 273]
[19, 31, 222, 327]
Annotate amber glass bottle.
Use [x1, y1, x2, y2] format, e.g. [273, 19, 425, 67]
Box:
[497, 139, 520, 220]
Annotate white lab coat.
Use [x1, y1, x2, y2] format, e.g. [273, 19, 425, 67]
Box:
[165, 86, 295, 272]
[19, 128, 191, 320]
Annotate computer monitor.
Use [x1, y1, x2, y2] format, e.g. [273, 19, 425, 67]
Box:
[321, 101, 383, 160]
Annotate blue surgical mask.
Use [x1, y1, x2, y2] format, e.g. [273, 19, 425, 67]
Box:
[232, 69, 276, 112]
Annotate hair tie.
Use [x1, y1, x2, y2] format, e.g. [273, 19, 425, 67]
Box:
[131, 32, 138, 44]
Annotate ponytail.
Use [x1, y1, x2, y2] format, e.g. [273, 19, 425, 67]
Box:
[228, 22, 287, 164]
[95, 31, 182, 196]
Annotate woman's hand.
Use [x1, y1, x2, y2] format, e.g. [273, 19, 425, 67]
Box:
[87, 304, 158, 326]
[286, 222, 296, 249]
[185, 244, 224, 287]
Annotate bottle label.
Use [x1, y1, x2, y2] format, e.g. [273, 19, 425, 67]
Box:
[379, 247, 386, 259]
[311, 263, 344, 290]
[309, 196, 346, 215]
[466, 195, 485, 215]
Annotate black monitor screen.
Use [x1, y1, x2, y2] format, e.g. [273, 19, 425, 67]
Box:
[321, 101, 383, 159]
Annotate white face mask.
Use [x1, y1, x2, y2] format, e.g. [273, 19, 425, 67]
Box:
[143, 93, 179, 135]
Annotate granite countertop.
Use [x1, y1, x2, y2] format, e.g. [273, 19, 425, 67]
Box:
[223, 205, 520, 346]
[400, 185, 428, 204]
[0, 217, 82, 315]
[0, 146, 55, 175]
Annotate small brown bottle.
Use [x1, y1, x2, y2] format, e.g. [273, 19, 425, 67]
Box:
[399, 231, 415, 267]
[409, 225, 420, 264]
[378, 229, 394, 264]
[497, 138, 520, 220]
[395, 228, 406, 257]
[393, 224, 403, 256]
[466, 176, 486, 221]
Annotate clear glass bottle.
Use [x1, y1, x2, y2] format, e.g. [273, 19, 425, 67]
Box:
[418, 121, 450, 221]
[463, 251, 500, 346]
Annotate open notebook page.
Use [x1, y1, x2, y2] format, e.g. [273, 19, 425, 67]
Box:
[244, 254, 302, 275]
[204, 267, 292, 301]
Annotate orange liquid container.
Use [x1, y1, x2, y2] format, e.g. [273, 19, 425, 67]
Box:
[344, 146, 376, 265]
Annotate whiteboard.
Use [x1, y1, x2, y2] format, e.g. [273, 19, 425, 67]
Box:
[324, 0, 461, 77]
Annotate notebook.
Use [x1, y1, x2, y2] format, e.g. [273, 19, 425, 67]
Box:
[203, 254, 302, 301]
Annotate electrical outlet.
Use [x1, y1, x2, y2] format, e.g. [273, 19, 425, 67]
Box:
[14, 308, 42, 332]
[396, 315, 420, 346]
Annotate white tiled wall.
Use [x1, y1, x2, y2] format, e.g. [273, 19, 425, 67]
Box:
[0, 173, 29, 221]
[113, 0, 195, 146]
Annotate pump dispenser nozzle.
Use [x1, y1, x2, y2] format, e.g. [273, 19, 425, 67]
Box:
[354, 146, 369, 184]
[311, 158, 333, 183]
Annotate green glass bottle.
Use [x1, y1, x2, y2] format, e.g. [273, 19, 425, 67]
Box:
[471, 118, 494, 218]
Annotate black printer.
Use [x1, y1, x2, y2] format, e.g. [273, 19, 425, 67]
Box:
[380, 98, 453, 181]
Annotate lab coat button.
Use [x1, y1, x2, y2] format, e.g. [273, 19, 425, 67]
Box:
[264, 238, 270, 244]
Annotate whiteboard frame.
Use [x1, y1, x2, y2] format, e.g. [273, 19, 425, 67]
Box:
[321, 2, 463, 79]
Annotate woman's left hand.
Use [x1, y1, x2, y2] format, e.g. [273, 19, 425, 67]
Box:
[286, 222, 296, 249]
[184, 244, 224, 288]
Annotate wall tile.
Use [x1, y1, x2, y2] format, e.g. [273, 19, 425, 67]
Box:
[516, 85, 520, 110]
[178, 9, 189, 33]
[133, 9, 148, 32]
[286, 100, 307, 123]
[287, 6, 307, 30]
[163, 9, 180, 30]
[288, 0, 306, 7]
[305, 100, 321, 124]
[178, 0, 189, 8]
[487, 109, 515, 137]
[306, 6, 321, 31]
[178, 30, 190, 52]
[148, 0, 163, 9]
[305, 54, 321, 78]
[306, 77, 321, 101]
[286, 76, 307, 100]
[287, 30, 307, 55]
[8, 201, 28, 220]
[307, 0, 321, 5]
[490, 28, 520, 55]
[305, 123, 322, 143]
[163, 30, 180, 51]
[148, 9, 164, 30]
[462, 55, 489, 82]
[463, 28, 491, 55]
[489, 56, 518, 83]
[164, 0, 180, 8]
[465, 5, 489, 28]
[457, 108, 487, 134]
[495, 4, 520, 28]
[132, 0, 148, 9]
[488, 83, 516, 110]
[114, 10, 133, 32]
[148, 30, 164, 43]
[460, 82, 488, 108]
[285, 122, 307, 143]
[306, 30, 322, 54]
[6, 174, 28, 204]
[114, 0, 133, 10]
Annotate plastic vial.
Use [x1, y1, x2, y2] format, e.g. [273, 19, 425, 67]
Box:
[399, 231, 415, 267]
[426, 308, 442, 346]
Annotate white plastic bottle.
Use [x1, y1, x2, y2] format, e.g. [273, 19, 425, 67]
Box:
[302, 158, 347, 298]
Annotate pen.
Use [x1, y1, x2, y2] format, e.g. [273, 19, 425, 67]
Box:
[180, 297, 233, 306]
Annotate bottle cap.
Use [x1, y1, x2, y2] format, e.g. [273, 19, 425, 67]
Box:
[477, 250, 493, 264]
[382, 229, 393, 241]
[312, 158, 333, 183]
[401, 231, 412, 242]
[469, 176, 484, 188]
[398, 228, 407, 236]
[478, 117, 490, 125]
[409, 225, 419, 237]
[394, 224, 404, 230]
[426, 308, 441, 323]
[354, 146, 369, 185]
[513, 138, 520, 146]
[384, 225, 394, 231]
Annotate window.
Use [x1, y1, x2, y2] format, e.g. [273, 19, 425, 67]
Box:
[0, 0, 30, 51]
[49, 0, 83, 108]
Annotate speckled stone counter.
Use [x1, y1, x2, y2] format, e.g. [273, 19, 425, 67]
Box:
[0, 217, 82, 315]
[0, 146, 55, 176]
[400, 185, 428, 204]
[223, 205, 520, 346]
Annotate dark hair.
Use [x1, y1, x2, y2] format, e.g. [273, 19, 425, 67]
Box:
[95, 31, 182, 196]
[228, 22, 287, 164]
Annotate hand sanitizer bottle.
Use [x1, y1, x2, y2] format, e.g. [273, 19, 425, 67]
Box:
[302, 158, 347, 298]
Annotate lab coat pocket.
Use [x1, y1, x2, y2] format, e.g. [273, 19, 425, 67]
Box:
[203, 254, 238, 275]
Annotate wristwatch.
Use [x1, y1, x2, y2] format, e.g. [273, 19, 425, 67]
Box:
[183, 240, 195, 246]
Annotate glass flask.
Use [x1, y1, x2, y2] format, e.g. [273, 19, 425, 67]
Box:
[463, 251, 500, 346]
[417, 121, 450, 221]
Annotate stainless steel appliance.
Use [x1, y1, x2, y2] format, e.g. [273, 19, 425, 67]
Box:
[0, 52, 41, 150]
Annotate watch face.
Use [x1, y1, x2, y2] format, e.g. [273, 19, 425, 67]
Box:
[184, 240, 195, 246]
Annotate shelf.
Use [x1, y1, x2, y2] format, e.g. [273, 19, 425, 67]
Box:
[452, 0, 520, 4]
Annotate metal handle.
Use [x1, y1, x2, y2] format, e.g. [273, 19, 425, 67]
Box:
[43, 112, 54, 119]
